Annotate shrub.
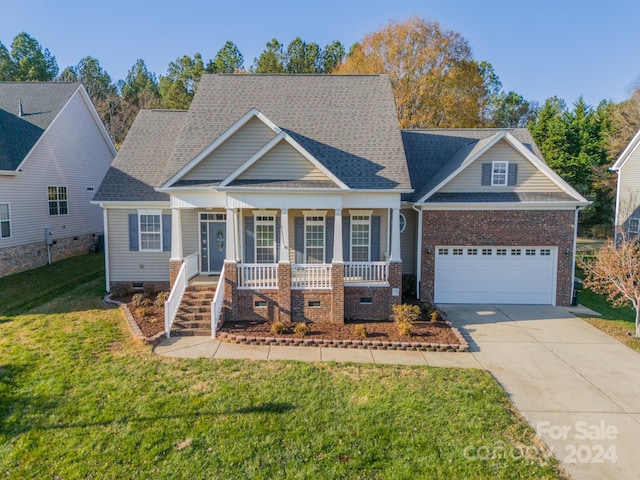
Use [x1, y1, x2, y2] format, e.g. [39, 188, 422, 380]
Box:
[143, 283, 156, 298]
[430, 310, 439, 322]
[270, 321, 287, 335]
[110, 283, 132, 299]
[354, 324, 368, 339]
[397, 320, 413, 337]
[293, 323, 308, 337]
[131, 293, 145, 307]
[135, 307, 150, 317]
[155, 291, 169, 307]
[391, 304, 421, 324]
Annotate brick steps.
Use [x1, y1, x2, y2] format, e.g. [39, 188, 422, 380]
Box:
[170, 286, 216, 336]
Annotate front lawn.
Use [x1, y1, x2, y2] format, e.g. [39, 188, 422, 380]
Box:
[0, 279, 562, 479]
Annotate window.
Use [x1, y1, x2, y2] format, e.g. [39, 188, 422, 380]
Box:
[467, 248, 478, 255]
[201, 213, 226, 221]
[453, 248, 463, 255]
[48, 186, 68, 215]
[399, 213, 406, 233]
[540, 249, 551, 256]
[351, 215, 370, 262]
[496, 248, 507, 256]
[255, 215, 276, 263]
[629, 218, 640, 234]
[482, 248, 492, 255]
[305, 215, 325, 264]
[438, 248, 449, 255]
[491, 161, 508, 186]
[0, 204, 10, 238]
[139, 211, 162, 251]
[511, 249, 521, 256]
[526, 249, 536, 256]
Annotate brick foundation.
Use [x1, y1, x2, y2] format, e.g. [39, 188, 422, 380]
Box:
[292, 290, 333, 322]
[277, 263, 292, 322]
[169, 259, 182, 290]
[0, 232, 99, 278]
[421, 209, 575, 306]
[223, 261, 238, 323]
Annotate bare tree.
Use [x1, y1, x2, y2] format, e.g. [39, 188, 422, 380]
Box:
[578, 233, 640, 336]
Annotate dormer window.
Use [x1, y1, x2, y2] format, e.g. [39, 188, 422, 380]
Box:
[491, 161, 508, 186]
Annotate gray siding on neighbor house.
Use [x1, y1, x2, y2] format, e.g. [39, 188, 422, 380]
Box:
[181, 117, 276, 182]
[237, 141, 330, 181]
[400, 208, 417, 275]
[0, 90, 114, 249]
[107, 208, 171, 282]
[617, 145, 640, 230]
[439, 140, 562, 194]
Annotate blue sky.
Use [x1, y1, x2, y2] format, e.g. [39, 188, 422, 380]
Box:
[2, 0, 639, 107]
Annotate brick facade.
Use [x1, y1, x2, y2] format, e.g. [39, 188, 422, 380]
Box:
[0, 232, 99, 278]
[421, 209, 575, 306]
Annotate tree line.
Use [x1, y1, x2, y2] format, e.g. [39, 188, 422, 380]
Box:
[2, 19, 639, 233]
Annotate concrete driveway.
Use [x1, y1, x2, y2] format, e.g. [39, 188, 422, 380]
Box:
[440, 304, 640, 480]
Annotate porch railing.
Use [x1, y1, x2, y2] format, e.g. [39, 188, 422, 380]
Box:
[344, 261, 389, 285]
[237, 263, 278, 289]
[292, 264, 332, 289]
[210, 262, 226, 338]
[164, 252, 199, 338]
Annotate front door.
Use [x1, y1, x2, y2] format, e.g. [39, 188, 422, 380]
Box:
[200, 213, 226, 273]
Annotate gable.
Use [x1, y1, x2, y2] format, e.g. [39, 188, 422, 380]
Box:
[439, 139, 564, 194]
[181, 116, 276, 182]
[236, 140, 332, 182]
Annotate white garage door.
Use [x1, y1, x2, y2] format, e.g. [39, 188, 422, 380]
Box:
[434, 246, 557, 304]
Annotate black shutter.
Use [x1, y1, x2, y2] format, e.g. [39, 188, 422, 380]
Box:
[326, 216, 334, 263]
[244, 217, 254, 263]
[162, 214, 171, 252]
[371, 216, 381, 261]
[342, 215, 350, 262]
[128, 214, 139, 251]
[481, 163, 491, 186]
[294, 217, 304, 264]
[508, 163, 518, 186]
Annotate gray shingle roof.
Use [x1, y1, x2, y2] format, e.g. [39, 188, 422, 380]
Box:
[401, 129, 544, 202]
[93, 110, 187, 202]
[0, 82, 80, 170]
[427, 192, 577, 203]
[165, 74, 411, 190]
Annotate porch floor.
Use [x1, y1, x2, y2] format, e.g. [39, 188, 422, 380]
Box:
[189, 274, 219, 287]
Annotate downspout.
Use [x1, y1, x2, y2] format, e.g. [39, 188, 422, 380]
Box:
[413, 203, 422, 299]
[570, 207, 581, 306]
[103, 208, 110, 293]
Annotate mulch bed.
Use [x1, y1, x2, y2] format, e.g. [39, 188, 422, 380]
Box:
[218, 319, 460, 345]
[111, 293, 165, 338]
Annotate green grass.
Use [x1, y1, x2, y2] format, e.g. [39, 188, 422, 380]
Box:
[0, 253, 104, 316]
[0, 279, 561, 479]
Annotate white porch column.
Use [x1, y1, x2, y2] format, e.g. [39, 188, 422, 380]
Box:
[333, 208, 343, 263]
[170, 207, 183, 261]
[280, 208, 289, 262]
[226, 208, 237, 262]
[390, 207, 401, 262]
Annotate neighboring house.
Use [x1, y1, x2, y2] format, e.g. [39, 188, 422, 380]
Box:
[0, 82, 116, 277]
[611, 129, 640, 242]
[92, 74, 588, 336]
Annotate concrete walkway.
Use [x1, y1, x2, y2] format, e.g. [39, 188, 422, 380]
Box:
[440, 304, 640, 480]
[154, 336, 482, 368]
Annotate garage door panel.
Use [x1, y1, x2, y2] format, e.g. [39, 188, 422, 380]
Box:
[434, 246, 556, 304]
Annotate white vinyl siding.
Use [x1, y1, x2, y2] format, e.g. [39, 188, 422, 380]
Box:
[182, 117, 276, 181]
[0, 204, 10, 238]
[238, 141, 331, 182]
[440, 140, 563, 193]
[107, 208, 170, 282]
[0, 90, 114, 248]
[181, 209, 199, 256]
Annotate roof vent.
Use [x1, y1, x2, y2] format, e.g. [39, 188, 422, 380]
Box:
[18, 99, 23, 117]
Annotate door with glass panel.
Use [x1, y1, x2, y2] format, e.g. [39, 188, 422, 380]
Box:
[200, 213, 226, 273]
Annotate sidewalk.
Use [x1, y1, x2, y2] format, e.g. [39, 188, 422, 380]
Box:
[154, 336, 482, 368]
